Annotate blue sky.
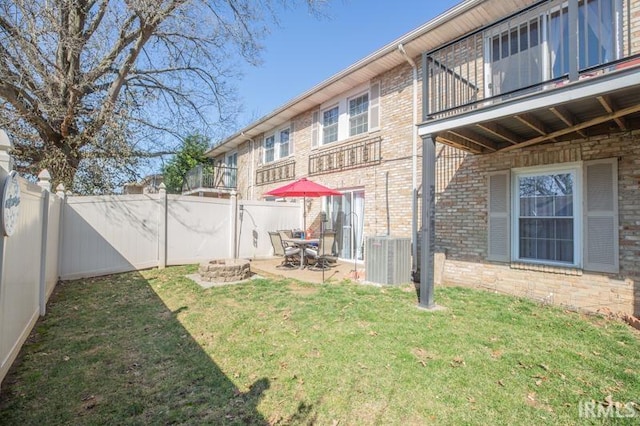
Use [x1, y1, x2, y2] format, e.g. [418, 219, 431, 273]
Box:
[233, 0, 462, 129]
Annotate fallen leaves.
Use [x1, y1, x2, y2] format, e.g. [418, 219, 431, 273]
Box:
[450, 356, 465, 368]
[411, 348, 436, 367]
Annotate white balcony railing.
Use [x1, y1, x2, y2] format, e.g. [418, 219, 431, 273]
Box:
[182, 164, 237, 193]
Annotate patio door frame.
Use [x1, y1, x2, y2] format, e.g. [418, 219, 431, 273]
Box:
[324, 188, 365, 261]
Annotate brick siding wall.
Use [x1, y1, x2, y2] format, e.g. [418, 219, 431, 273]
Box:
[237, 59, 423, 242]
[437, 131, 640, 316]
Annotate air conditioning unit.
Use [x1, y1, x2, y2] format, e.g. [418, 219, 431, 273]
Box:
[365, 236, 411, 285]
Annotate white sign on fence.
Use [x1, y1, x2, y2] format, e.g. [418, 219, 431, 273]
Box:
[0, 170, 20, 237]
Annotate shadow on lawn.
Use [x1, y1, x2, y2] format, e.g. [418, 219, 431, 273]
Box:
[0, 270, 272, 425]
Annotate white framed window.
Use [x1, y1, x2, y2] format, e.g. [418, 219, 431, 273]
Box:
[263, 125, 292, 164]
[314, 82, 380, 147]
[264, 135, 275, 163]
[322, 106, 339, 144]
[489, 159, 619, 273]
[349, 92, 369, 136]
[279, 127, 290, 158]
[512, 164, 582, 267]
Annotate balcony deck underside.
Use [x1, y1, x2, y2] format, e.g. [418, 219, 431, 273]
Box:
[418, 65, 640, 154]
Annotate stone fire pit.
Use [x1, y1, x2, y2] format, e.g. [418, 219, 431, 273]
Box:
[198, 258, 251, 283]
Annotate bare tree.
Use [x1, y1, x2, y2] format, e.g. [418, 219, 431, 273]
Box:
[0, 0, 324, 193]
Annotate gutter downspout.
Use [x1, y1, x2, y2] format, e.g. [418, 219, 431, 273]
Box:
[398, 43, 419, 275]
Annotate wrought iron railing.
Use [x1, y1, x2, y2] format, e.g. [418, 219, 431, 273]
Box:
[309, 136, 382, 175]
[182, 164, 237, 192]
[423, 0, 636, 120]
[256, 159, 296, 186]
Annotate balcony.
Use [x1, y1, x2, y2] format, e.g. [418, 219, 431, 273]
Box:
[420, 0, 640, 153]
[256, 159, 296, 186]
[308, 136, 382, 175]
[182, 164, 237, 196]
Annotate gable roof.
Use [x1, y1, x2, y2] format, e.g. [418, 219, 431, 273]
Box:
[207, 0, 538, 157]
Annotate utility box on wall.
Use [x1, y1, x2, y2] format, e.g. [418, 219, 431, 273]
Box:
[365, 236, 411, 285]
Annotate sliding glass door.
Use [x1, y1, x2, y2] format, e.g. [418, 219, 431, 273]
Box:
[324, 189, 365, 261]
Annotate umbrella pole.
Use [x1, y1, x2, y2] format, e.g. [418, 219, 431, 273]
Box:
[303, 196, 306, 236]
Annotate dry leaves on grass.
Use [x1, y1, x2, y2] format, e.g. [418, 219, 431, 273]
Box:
[450, 356, 465, 368]
[411, 348, 436, 367]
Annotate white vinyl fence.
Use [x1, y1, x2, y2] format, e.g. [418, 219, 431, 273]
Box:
[0, 173, 61, 387]
[59, 194, 301, 279]
[0, 131, 302, 388]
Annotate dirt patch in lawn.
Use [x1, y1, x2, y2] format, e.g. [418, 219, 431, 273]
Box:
[288, 282, 320, 296]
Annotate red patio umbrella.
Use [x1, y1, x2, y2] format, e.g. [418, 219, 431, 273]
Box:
[264, 177, 342, 233]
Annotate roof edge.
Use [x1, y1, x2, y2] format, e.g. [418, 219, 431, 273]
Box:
[207, 0, 485, 156]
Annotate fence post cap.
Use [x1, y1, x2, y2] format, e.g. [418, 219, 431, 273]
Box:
[55, 183, 66, 198]
[37, 169, 52, 191]
[38, 169, 51, 180]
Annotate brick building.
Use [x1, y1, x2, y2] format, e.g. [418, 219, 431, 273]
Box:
[198, 0, 640, 316]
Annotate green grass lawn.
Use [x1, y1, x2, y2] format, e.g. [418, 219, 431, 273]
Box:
[1, 265, 638, 425]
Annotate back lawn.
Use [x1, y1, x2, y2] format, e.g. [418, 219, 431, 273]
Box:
[0, 265, 638, 425]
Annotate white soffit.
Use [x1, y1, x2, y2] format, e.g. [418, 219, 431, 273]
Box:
[207, 0, 538, 157]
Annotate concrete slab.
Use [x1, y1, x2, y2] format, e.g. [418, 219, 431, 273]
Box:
[247, 257, 363, 284]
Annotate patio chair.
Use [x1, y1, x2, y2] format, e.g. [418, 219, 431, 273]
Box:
[305, 230, 338, 270]
[269, 231, 301, 268]
[277, 229, 293, 239]
[269, 231, 285, 256]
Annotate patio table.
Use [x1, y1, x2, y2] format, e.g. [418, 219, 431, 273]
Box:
[283, 238, 319, 269]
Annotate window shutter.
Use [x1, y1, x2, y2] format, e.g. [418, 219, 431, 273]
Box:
[583, 158, 619, 273]
[257, 137, 263, 166]
[369, 82, 380, 130]
[311, 110, 319, 148]
[487, 171, 510, 262]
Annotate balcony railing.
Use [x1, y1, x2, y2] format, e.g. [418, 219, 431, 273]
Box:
[309, 136, 382, 176]
[182, 164, 237, 193]
[423, 0, 636, 120]
[256, 159, 296, 186]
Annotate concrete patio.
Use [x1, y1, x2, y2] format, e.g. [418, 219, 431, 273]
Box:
[248, 257, 364, 284]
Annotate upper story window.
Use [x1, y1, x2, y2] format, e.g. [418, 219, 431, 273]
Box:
[349, 93, 369, 136]
[263, 125, 292, 164]
[313, 82, 380, 148]
[322, 106, 339, 144]
[279, 128, 290, 158]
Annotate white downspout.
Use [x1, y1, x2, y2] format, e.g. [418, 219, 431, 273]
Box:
[398, 43, 419, 272]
